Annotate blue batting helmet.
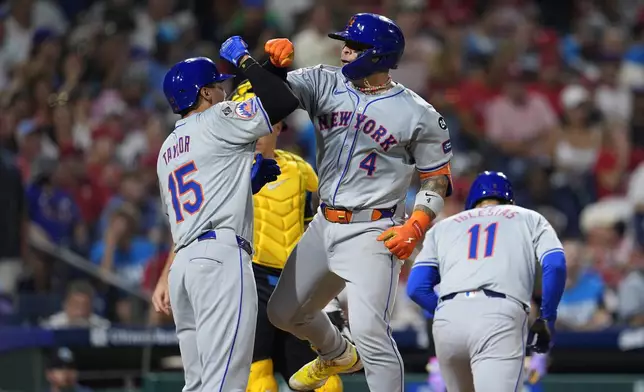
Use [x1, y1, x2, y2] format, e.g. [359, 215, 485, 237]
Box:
[163, 57, 234, 114]
[328, 13, 405, 80]
[464, 171, 515, 210]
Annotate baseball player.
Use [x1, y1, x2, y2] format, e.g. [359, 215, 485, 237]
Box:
[263, 13, 454, 392]
[153, 36, 299, 392]
[229, 80, 345, 392]
[406, 171, 567, 392]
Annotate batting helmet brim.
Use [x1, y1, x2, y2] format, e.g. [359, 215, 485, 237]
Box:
[328, 31, 349, 41]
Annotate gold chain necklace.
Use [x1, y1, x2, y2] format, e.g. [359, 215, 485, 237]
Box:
[354, 77, 394, 95]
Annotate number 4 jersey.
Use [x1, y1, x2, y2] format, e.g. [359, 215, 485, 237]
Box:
[157, 97, 273, 250]
[286, 65, 452, 209]
[415, 204, 563, 307]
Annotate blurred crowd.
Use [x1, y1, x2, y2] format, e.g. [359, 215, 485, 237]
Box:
[0, 0, 643, 335]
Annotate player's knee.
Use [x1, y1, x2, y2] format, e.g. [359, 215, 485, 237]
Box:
[267, 297, 295, 331]
[266, 298, 287, 330]
[347, 317, 387, 352]
[315, 375, 343, 392]
[247, 359, 279, 392]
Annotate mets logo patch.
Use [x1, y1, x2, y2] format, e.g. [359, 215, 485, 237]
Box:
[235, 98, 258, 119]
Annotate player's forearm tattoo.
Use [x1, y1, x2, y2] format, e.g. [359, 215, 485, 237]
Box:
[416, 175, 450, 219]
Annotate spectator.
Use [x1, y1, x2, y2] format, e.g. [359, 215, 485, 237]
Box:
[97, 171, 162, 239]
[391, 2, 440, 93]
[484, 66, 558, 181]
[131, 0, 195, 55]
[0, 150, 26, 296]
[41, 280, 110, 329]
[291, 4, 339, 69]
[617, 248, 644, 326]
[15, 119, 57, 182]
[90, 204, 155, 288]
[26, 157, 86, 250]
[630, 89, 644, 165]
[580, 198, 634, 288]
[2, 0, 67, 72]
[556, 240, 612, 331]
[595, 55, 632, 126]
[222, 0, 283, 63]
[550, 84, 601, 236]
[592, 125, 630, 199]
[44, 347, 93, 392]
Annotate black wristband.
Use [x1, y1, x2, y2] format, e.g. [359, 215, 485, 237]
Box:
[239, 57, 259, 71]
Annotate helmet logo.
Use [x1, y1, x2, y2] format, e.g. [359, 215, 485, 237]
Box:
[347, 16, 356, 28]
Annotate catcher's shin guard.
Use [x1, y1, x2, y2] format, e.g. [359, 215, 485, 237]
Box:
[247, 359, 279, 392]
[315, 375, 343, 392]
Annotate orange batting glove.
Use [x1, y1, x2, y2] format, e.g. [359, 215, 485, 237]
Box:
[377, 211, 432, 260]
[265, 38, 294, 68]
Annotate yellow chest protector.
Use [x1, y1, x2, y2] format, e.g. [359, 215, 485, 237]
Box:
[252, 150, 318, 269]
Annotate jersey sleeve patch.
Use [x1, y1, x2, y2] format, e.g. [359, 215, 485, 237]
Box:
[442, 139, 452, 154]
[235, 98, 259, 119]
[438, 116, 448, 130]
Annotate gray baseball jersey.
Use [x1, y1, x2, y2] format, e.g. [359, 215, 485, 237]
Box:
[158, 96, 270, 392]
[416, 204, 563, 306]
[287, 65, 452, 209]
[157, 96, 272, 250]
[418, 204, 562, 392]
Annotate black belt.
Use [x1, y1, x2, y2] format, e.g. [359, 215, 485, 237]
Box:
[440, 289, 507, 301]
[197, 230, 252, 256]
[440, 289, 529, 312]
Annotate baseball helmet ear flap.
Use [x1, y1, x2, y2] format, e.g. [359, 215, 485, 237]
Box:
[328, 13, 405, 80]
[464, 171, 515, 210]
[163, 57, 234, 114]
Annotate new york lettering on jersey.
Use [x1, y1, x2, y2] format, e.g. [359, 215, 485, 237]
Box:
[287, 65, 452, 210]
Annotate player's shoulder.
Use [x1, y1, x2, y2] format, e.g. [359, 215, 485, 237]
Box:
[396, 84, 432, 109]
[294, 64, 341, 73]
[208, 97, 262, 122]
[289, 64, 343, 81]
[396, 84, 446, 123]
[505, 204, 543, 219]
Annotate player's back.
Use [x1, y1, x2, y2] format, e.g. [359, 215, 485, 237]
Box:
[428, 204, 542, 306]
[157, 99, 270, 250]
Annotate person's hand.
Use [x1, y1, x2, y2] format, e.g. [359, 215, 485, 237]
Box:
[152, 276, 171, 315]
[251, 153, 281, 194]
[220, 36, 251, 67]
[377, 211, 431, 260]
[265, 38, 294, 68]
[377, 225, 420, 260]
[528, 318, 553, 353]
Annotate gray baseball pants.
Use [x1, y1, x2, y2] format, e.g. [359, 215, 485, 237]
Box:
[432, 292, 529, 392]
[267, 211, 405, 392]
[168, 229, 258, 392]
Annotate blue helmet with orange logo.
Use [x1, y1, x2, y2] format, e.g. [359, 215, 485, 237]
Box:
[464, 171, 515, 210]
[163, 57, 234, 114]
[328, 13, 405, 80]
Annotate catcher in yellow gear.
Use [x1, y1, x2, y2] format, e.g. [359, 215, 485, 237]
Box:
[230, 80, 345, 392]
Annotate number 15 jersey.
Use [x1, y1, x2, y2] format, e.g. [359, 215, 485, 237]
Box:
[157, 97, 272, 251]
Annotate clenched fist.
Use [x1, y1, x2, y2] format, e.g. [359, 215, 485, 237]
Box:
[265, 38, 294, 68]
